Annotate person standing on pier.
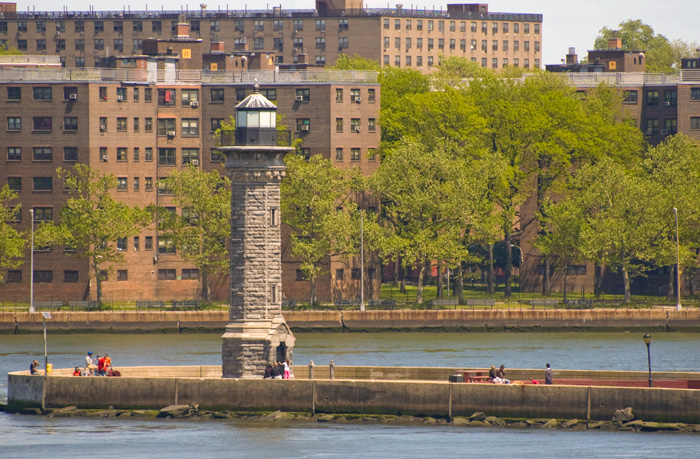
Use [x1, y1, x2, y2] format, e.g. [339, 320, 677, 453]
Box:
[545, 363, 553, 385]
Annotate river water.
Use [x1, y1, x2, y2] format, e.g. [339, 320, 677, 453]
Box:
[2, 332, 699, 458]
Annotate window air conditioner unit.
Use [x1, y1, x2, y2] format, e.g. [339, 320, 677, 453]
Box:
[69, 93, 78, 100]
[354, 126, 361, 133]
[116, 95, 124, 101]
[664, 101, 671, 107]
[645, 130, 653, 136]
[190, 100, 199, 108]
[167, 130, 176, 137]
[295, 95, 304, 102]
[191, 159, 199, 166]
[101, 154, 108, 161]
[300, 124, 310, 131]
[661, 129, 669, 135]
[354, 97, 361, 103]
[99, 124, 107, 131]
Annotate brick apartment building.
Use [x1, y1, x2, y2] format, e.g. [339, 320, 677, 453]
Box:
[519, 42, 700, 295]
[0, 1, 543, 72]
[0, 29, 381, 303]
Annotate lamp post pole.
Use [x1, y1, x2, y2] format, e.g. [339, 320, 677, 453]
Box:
[643, 334, 652, 388]
[673, 207, 681, 311]
[29, 209, 35, 313]
[360, 210, 365, 312]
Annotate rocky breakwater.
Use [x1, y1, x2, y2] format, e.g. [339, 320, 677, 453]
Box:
[5, 403, 699, 434]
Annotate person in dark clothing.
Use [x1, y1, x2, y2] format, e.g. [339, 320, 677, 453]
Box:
[263, 364, 273, 379]
[30, 360, 39, 375]
[497, 365, 510, 384]
[545, 363, 553, 385]
[488, 365, 497, 382]
[271, 362, 283, 379]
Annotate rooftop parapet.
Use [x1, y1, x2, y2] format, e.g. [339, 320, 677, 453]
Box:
[0, 67, 378, 84]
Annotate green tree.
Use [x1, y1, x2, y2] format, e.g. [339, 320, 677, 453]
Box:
[332, 53, 381, 71]
[281, 154, 361, 305]
[156, 166, 231, 302]
[36, 165, 151, 303]
[0, 186, 26, 281]
[594, 20, 679, 72]
[0, 43, 22, 55]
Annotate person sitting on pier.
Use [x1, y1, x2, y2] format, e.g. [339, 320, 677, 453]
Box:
[96, 355, 105, 376]
[30, 360, 40, 375]
[73, 366, 82, 376]
[263, 364, 273, 379]
[496, 365, 511, 384]
[103, 354, 112, 373]
[488, 365, 498, 382]
[85, 351, 97, 376]
[271, 362, 283, 379]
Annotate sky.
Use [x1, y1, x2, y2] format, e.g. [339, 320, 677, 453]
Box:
[12, 0, 700, 67]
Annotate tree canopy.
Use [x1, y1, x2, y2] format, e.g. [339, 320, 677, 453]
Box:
[0, 186, 26, 280]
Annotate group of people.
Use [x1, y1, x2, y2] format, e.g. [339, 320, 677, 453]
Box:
[263, 360, 292, 379]
[76, 351, 119, 376]
[488, 365, 510, 384]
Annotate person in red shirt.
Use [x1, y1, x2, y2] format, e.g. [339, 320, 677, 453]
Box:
[96, 355, 106, 376]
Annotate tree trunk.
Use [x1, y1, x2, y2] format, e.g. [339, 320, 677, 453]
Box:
[542, 257, 551, 296]
[201, 270, 210, 303]
[622, 266, 631, 303]
[436, 261, 443, 299]
[415, 259, 426, 305]
[392, 259, 399, 287]
[399, 262, 406, 294]
[594, 264, 604, 299]
[487, 244, 495, 294]
[310, 275, 317, 305]
[563, 266, 568, 303]
[667, 266, 674, 299]
[504, 231, 512, 297]
[456, 264, 464, 304]
[94, 260, 102, 304]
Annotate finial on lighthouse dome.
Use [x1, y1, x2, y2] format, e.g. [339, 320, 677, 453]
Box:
[254, 78, 260, 93]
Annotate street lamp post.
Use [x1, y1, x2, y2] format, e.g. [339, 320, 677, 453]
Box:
[360, 210, 365, 312]
[42, 312, 51, 374]
[673, 207, 681, 311]
[29, 209, 35, 314]
[643, 334, 652, 388]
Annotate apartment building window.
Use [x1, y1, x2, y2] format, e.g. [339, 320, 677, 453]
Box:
[149, 20, 162, 33]
[405, 55, 412, 66]
[99, 147, 108, 162]
[144, 88, 153, 102]
[293, 37, 303, 49]
[534, 41, 540, 52]
[428, 38, 434, 50]
[158, 269, 176, 279]
[691, 117, 700, 130]
[157, 119, 175, 136]
[8, 177, 21, 191]
[623, 90, 638, 104]
[290, 19, 302, 31]
[316, 37, 326, 49]
[33, 87, 52, 101]
[182, 148, 200, 165]
[449, 39, 455, 50]
[33, 207, 53, 221]
[34, 271, 53, 283]
[117, 117, 127, 132]
[524, 58, 530, 69]
[35, 21, 46, 33]
[438, 39, 444, 50]
[691, 88, 700, 100]
[17, 39, 27, 51]
[144, 118, 153, 133]
[180, 269, 199, 280]
[272, 20, 283, 31]
[91, 20, 103, 33]
[158, 238, 176, 254]
[296, 88, 310, 102]
[335, 148, 343, 161]
[491, 40, 498, 51]
[403, 37, 411, 50]
[116, 270, 128, 281]
[513, 41, 519, 51]
[145, 177, 153, 191]
[210, 118, 224, 132]
[315, 55, 326, 65]
[350, 148, 361, 161]
[158, 89, 176, 106]
[647, 90, 659, 106]
[116, 177, 127, 191]
[145, 148, 153, 162]
[111, 38, 123, 52]
[64, 147, 78, 162]
[664, 90, 677, 107]
[7, 87, 21, 101]
[481, 40, 487, 51]
[112, 21, 123, 33]
[436, 20, 443, 32]
[211, 149, 224, 162]
[63, 117, 78, 132]
[70, 20, 83, 33]
[646, 119, 659, 135]
[514, 23, 519, 33]
[117, 147, 128, 161]
[428, 56, 434, 67]
[254, 20, 264, 32]
[394, 55, 401, 67]
[336, 118, 343, 132]
[313, 19, 325, 31]
[368, 88, 376, 103]
[481, 57, 487, 68]
[7, 116, 21, 131]
[416, 56, 423, 67]
[500, 23, 509, 34]
[478, 22, 486, 34]
[339, 37, 349, 49]
[210, 88, 225, 103]
[33, 117, 52, 131]
[492, 58, 498, 69]
[131, 176, 139, 193]
[368, 118, 376, 132]
[133, 118, 140, 132]
[188, 20, 200, 32]
[254, 37, 264, 49]
[158, 148, 176, 166]
[274, 37, 284, 51]
[383, 18, 389, 29]
[339, 19, 349, 30]
[350, 118, 360, 132]
[131, 147, 139, 163]
[36, 39, 46, 51]
[74, 57, 85, 68]
[502, 40, 508, 52]
[384, 55, 389, 65]
[424, 20, 432, 32]
[181, 89, 199, 105]
[99, 86, 107, 101]
[664, 118, 677, 134]
[8, 147, 21, 161]
[296, 119, 310, 132]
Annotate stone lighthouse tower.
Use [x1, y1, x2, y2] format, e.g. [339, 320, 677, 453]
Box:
[218, 85, 295, 378]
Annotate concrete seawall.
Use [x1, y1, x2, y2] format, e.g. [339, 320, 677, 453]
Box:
[8, 365, 700, 423]
[2, 308, 699, 333]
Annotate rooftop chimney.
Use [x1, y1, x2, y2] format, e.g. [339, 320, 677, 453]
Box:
[608, 37, 622, 49]
[175, 23, 190, 38]
[211, 41, 225, 52]
[566, 47, 578, 65]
